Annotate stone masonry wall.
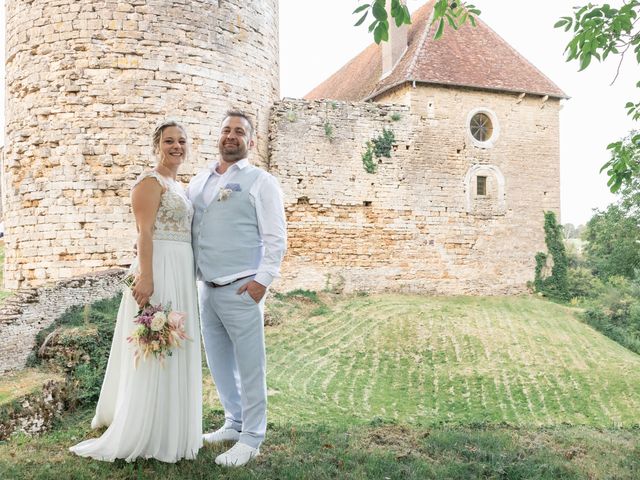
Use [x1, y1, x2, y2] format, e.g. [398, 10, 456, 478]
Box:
[0, 269, 124, 374]
[269, 88, 561, 295]
[3, 0, 279, 289]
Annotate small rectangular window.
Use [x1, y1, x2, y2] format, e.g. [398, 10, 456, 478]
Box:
[477, 176, 487, 196]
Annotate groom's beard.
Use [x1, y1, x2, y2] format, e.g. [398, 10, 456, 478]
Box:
[219, 142, 247, 162]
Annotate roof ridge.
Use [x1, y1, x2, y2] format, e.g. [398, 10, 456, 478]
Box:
[478, 18, 567, 98]
[406, 5, 436, 79]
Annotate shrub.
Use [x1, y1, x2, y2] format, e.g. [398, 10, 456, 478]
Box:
[582, 306, 640, 355]
[566, 267, 604, 299]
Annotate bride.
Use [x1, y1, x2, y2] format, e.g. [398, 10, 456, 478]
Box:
[70, 121, 202, 462]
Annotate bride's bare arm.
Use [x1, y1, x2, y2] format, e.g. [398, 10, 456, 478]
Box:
[131, 177, 163, 307]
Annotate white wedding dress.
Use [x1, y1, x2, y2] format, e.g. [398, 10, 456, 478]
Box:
[70, 170, 202, 463]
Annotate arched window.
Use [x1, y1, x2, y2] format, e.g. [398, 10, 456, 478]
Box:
[463, 165, 506, 216]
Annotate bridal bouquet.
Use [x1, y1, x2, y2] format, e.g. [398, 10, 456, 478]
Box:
[126, 296, 191, 368]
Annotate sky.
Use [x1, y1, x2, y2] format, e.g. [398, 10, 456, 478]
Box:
[280, 0, 640, 226]
[0, 1, 636, 226]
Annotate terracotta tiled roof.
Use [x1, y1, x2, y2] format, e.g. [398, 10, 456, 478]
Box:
[305, 1, 567, 101]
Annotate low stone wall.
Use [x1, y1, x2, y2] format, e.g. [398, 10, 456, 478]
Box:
[0, 269, 125, 374]
[0, 378, 68, 441]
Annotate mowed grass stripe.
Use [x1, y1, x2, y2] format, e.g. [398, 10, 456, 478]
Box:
[269, 300, 395, 420]
[265, 295, 640, 427]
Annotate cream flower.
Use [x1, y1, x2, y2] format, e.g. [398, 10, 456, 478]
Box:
[150, 311, 167, 331]
[217, 187, 233, 202]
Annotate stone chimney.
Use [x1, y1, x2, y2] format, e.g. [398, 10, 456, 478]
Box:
[382, 1, 409, 78]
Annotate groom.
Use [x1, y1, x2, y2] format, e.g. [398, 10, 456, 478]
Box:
[188, 110, 287, 467]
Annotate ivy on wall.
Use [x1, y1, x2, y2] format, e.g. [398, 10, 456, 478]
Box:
[362, 128, 395, 174]
[534, 211, 570, 301]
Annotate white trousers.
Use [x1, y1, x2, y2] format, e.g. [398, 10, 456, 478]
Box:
[199, 279, 267, 449]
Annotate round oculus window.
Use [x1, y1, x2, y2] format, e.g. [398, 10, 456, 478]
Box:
[470, 112, 493, 142]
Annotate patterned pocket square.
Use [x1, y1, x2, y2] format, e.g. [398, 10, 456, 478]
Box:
[225, 183, 242, 192]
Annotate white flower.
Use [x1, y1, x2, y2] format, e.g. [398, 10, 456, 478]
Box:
[217, 188, 233, 202]
[150, 311, 167, 331]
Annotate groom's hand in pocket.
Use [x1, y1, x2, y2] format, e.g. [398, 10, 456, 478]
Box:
[237, 280, 266, 303]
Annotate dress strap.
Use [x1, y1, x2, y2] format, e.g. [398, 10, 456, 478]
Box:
[133, 170, 169, 191]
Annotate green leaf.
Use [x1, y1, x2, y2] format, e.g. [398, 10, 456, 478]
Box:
[354, 11, 369, 27]
[445, 13, 457, 29]
[554, 19, 568, 28]
[434, 18, 445, 40]
[469, 15, 476, 27]
[368, 19, 378, 33]
[380, 20, 389, 41]
[434, 0, 447, 17]
[353, 4, 370, 14]
[611, 181, 621, 193]
[372, 1, 388, 21]
[402, 5, 412, 24]
[579, 53, 592, 71]
[374, 22, 386, 44]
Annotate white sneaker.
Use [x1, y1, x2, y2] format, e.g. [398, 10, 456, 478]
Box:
[202, 427, 241, 444]
[214, 442, 260, 467]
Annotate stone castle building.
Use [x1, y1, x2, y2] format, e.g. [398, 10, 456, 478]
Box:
[2, 0, 565, 296]
[274, 1, 566, 294]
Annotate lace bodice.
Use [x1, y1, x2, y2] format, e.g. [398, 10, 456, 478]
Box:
[133, 171, 193, 243]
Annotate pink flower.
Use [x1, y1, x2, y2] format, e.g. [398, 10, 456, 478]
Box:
[168, 310, 186, 327]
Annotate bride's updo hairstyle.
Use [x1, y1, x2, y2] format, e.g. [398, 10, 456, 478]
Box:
[151, 120, 187, 156]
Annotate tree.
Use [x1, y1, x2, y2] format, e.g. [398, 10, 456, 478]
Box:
[563, 223, 577, 239]
[583, 173, 640, 279]
[584, 204, 640, 279]
[554, 2, 640, 193]
[353, 0, 480, 43]
[601, 130, 640, 193]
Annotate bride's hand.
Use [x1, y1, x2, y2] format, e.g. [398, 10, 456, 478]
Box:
[132, 274, 153, 307]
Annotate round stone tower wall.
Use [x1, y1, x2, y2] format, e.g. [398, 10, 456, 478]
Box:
[3, 0, 279, 289]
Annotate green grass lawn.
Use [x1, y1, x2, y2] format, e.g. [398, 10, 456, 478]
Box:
[266, 294, 640, 427]
[1, 293, 640, 479]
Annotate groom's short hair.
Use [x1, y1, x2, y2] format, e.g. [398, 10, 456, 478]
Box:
[224, 109, 254, 138]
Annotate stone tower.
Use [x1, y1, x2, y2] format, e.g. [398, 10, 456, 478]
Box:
[3, 0, 279, 289]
